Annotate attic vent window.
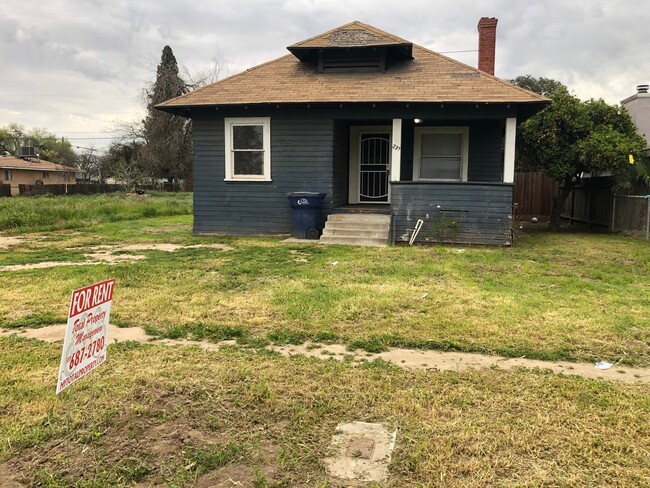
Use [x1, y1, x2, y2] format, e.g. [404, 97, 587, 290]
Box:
[328, 29, 383, 46]
[319, 47, 386, 73]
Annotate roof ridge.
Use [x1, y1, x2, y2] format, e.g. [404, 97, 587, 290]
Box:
[157, 53, 296, 108]
[412, 44, 549, 102]
[348, 20, 410, 45]
[288, 21, 361, 48]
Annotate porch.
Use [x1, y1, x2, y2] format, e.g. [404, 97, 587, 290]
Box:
[326, 116, 517, 246]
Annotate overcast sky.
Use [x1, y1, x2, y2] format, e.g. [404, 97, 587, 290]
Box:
[1, 0, 649, 153]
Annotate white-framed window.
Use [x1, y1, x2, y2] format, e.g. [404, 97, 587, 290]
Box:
[224, 117, 271, 181]
[413, 127, 469, 181]
[3, 170, 12, 181]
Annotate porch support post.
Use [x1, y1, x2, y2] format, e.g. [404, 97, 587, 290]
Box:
[391, 118, 402, 182]
[503, 117, 516, 183]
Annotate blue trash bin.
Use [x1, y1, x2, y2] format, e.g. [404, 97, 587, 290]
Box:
[287, 192, 327, 239]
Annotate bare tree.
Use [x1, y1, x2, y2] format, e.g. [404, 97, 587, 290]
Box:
[182, 55, 229, 90]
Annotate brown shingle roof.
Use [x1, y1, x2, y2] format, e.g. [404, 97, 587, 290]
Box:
[157, 22, 547, 109]
[0, 156, 75, 172]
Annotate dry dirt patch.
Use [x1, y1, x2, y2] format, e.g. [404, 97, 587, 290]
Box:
[0, 236, 24, 249]
[0, 242, 233, 271]
[0, 462, 24, 487]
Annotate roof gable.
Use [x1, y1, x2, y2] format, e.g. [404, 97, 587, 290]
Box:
[157, 22, 548, 110]
[288, 20, 410, 49]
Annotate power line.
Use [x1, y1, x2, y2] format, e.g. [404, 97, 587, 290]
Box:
[63, 137, 116, 140]
[438, 49, 478, 54]
[53, 131, 122, 134]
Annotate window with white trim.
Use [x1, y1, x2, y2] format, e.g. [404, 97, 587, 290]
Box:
[3, 170, 12, 181]
[413, 127, 469, 181]
[224, 117, 271, 181]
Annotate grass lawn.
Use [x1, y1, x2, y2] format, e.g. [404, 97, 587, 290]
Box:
[0, 193, 648, 365]
[2, 337, 650, 487]
[0, 193, 649, 486]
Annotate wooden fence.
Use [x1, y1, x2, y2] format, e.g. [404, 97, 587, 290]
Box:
[0, 184, 11, 197]
[561, 179, 613, 229]
[612, 195, 650, 239]
[18, 184, 122, 196]
[513, 172, 558, 216]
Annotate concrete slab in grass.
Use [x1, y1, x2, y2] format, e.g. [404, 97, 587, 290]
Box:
[324, 421, 397, 483]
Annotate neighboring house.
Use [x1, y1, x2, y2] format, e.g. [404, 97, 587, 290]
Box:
[0, 155, 76, 196]
[157, 19, 548, 245]
[621, 84, 650, 156]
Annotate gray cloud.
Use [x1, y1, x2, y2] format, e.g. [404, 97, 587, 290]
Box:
[1, 0, 648, 150]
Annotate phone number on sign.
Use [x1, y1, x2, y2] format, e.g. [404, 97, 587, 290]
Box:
[66, 336, 105, 371]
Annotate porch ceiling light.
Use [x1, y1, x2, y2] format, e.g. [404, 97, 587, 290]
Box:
[414, 118, 423, 124]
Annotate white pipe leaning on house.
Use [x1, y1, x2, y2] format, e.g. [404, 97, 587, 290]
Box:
[503, 117, 517, 183]
[409, 219, 424, 245]
[391, 119, 402, 182]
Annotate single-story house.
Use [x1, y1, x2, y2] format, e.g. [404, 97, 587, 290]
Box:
[157, 19, 549, 245]
[0, 155, 76, 196]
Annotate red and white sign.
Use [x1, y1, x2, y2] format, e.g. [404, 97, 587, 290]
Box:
[56, 279, 115, 394]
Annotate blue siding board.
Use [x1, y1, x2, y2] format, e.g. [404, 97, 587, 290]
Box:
[391, 182, 513, 246]
[193, 116, 335, 235]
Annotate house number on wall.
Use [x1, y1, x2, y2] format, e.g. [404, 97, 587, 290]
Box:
[392, 144, 401, 151]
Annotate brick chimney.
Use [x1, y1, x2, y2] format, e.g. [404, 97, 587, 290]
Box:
[477, 17, 498, 75]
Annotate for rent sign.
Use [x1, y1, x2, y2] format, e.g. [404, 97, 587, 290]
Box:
[56, 279, 115, 394]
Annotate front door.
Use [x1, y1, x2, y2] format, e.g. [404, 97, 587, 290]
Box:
[359, 133, 390, 202]
[348, 126, 392, 204]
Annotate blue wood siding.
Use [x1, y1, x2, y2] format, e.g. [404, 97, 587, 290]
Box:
[467, 120, 505, 182]
[193, 115, 334, 235]
[391, 182, 513, 246]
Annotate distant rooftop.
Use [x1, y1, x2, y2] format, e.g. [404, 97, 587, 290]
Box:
[0, 156, 75, 172]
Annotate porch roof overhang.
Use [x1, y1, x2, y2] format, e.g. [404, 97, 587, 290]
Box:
[158, 100, 549, 122]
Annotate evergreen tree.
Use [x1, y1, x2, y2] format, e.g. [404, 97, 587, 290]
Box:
[142, 46, 191, 181]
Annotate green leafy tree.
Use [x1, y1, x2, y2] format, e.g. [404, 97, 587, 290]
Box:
[142, 46, 191, 181]
[517, 90, 646, 230]
[0, 123, 77, 167]
[510, 75, 569, 97]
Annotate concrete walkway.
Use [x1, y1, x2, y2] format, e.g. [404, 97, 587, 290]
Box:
[2, 325, 649, 385]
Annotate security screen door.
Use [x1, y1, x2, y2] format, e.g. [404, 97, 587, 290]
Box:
[359, 133, 390, 203]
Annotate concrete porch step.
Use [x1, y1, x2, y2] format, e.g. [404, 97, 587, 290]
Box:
[321, 227, 389, 239]
[323, 221, 390, 232]
[327, 213, 391, 224]
[320, 212, 390, 247]
[320, 235, 388, 247]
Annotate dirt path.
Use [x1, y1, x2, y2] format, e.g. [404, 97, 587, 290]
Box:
[2, 325, 649, 385]
[0, 242, 233, 271]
